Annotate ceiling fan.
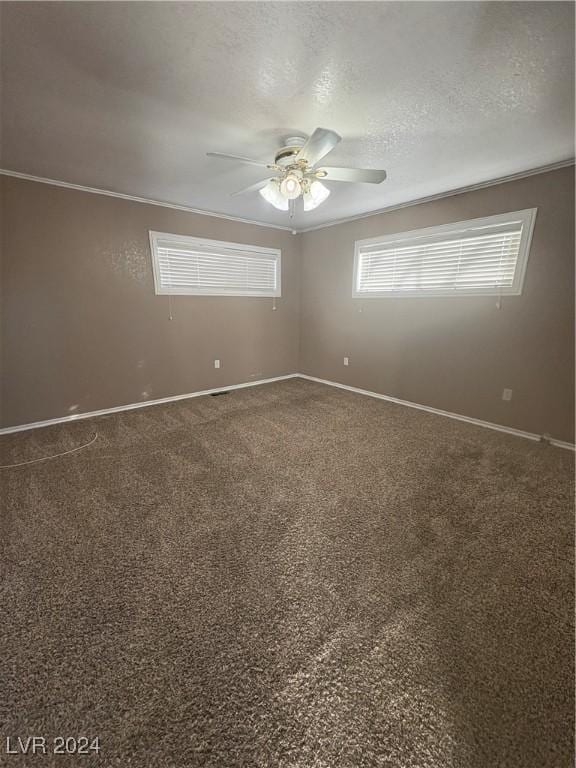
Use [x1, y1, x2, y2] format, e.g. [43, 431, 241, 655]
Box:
[207, 127, 387, 214]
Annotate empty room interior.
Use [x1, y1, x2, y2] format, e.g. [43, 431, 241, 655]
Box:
[0, 2, 574, 766]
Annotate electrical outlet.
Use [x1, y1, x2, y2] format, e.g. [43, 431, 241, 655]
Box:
[343, 357, 349, 366]
[502, 388, 513, 401]
[214, 359, 221, 369]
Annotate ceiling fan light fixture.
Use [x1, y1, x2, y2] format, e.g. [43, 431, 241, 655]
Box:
[303, 180, 331, 211]
[280, 173, 302, 200]
[209, 128, 386, 216]
[259, 180, 289, 211]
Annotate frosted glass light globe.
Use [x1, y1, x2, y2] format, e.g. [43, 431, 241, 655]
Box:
[259, 181, 289, 210]
[303, 180, 330, 211]
[280, 174, 302, 200]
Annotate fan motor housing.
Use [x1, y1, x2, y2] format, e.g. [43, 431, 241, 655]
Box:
[275, 136, 307, 167]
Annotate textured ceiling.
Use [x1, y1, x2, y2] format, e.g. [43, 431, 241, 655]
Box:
[1, 2, 574, 230]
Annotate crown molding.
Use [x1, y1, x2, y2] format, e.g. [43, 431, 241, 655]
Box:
[1, 158, 573, 235]
[297, 158, 576, 233]
[0, 169, 294, 233]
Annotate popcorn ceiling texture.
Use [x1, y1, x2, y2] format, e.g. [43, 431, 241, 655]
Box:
[1, 2, 574, 228]
[1, 378, 573, 767]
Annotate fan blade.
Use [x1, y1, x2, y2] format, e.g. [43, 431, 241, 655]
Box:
[318, 166, 387, 184]
[297, 128, 341, 166]
[231, 178, 273, 196]
[207, 152, 272, 169]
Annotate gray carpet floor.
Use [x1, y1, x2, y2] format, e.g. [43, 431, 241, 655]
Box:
[0, 378, 573, 767]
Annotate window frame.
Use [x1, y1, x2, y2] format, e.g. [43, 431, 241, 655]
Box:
[352, 208, 537, 299]
[149, 231, 282, 298]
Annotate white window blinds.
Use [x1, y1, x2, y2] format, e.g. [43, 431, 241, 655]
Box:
[149, 232, 281, 297]
[353, 209, 536, 298]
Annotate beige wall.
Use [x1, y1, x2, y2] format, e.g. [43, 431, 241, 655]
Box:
[0, 176, 300, 427]
[2, 167, 574, 442]
[300, 166, 575, 443]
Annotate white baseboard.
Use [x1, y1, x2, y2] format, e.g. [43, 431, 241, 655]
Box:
[298, 374, 575, 452]
[0, 374, 300, 435]
[2, 372, 573, 452]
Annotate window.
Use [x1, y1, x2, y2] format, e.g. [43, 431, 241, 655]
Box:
[353, 208, 537, 298]
[149, 231, 281, 297]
